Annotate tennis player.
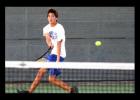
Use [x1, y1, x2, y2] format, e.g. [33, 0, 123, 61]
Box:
[18, 8, 78, 93]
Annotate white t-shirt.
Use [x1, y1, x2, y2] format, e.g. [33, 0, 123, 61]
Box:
[43, 23, 66, 58]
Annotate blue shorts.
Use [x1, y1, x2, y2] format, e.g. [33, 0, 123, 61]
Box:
[44, 54, 64, 77]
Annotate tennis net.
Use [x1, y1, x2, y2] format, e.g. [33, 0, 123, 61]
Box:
[5, 61, 135, 93]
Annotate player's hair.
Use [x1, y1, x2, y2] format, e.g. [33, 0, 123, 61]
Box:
[47, 8, 58, 18]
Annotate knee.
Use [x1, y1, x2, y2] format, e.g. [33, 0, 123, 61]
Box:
[48, 76, 55, 83]
[39, 68, 46, 73]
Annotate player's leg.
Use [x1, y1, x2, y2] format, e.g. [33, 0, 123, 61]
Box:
[27, 58, 47, 93]
[17, 67, 46, 93]
[17, 58, 47, 93]
[28, 68, 46, 93]
[47, 54, 78, 93]
[48, 69, 72, 92]
[48, 68, 78, 93]
[47, 54, 71, 91]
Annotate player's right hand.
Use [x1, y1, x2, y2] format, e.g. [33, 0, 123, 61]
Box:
[49, 44, 54, 49]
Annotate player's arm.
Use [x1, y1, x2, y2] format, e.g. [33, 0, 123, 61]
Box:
[45, 32, 53, 48]
[56, 39, 62, 62]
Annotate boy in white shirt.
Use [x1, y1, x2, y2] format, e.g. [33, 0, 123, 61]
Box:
[17, 8, 78, 93]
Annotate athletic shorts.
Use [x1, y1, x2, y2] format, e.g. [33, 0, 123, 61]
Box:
[43, 54, 64, 77]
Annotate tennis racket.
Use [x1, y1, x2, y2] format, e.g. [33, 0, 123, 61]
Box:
[35, 47, 52, 61]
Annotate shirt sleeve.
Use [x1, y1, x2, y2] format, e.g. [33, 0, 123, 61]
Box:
[43, 25, 49, 36]
[57, 25, 65, 42]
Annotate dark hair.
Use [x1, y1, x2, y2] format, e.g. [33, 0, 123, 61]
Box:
[47, 8, 58, 18]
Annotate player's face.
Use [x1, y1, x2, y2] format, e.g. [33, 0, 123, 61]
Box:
[48, 13, 57, 25]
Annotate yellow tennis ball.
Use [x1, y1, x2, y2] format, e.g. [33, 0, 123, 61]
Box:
[95, 41, 102, 46]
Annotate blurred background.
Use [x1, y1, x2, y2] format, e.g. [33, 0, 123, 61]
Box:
[5, 7, 134, 62]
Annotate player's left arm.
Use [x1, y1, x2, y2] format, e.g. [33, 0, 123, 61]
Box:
[56, 39, 62, 62]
